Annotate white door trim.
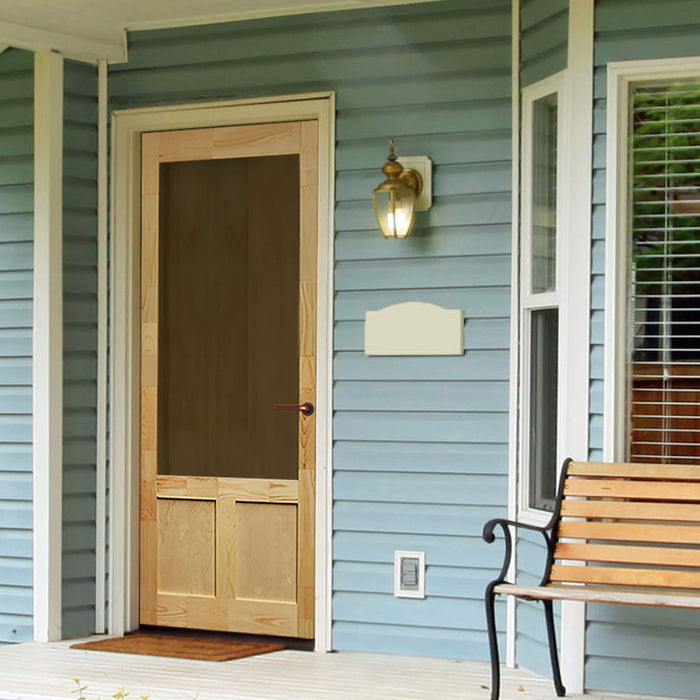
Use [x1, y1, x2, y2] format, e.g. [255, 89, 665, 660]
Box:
[109, 93, 335, 650]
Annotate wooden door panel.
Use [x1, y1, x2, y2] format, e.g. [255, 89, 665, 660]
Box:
[140, 120, 317, 638]
[235, 502, 297, 602]
[157, 499, 215, 596]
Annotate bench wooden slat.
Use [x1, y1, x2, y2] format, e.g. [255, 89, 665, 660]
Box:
[550, 564, 700, 589]
[560, 499, 700, 522]
[493, 583, 700, 609]
[554, 542, 700, 567]
[558, 520, 700, 545]
[568, 461, 700, 481]
[564, 478, 700, 501]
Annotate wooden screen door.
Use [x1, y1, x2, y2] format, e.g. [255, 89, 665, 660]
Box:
[139, 121, 318, 638]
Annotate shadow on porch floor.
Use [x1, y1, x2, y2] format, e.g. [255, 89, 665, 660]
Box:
[0, 638, 682, 700]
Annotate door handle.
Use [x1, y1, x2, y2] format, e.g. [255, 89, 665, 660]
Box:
[273, 402, 315, 416]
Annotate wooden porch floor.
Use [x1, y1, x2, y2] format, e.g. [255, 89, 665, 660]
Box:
[0, 638, 680, 700]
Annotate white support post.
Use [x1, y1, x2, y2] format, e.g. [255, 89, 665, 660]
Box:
[95, 57, 108, 635]
[506, 0, 521, 669]
[33, 50, 64, 643]
[559, 0, 594, 693]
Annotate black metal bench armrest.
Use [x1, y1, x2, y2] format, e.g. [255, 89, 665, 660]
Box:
[482, 518, 555, 587]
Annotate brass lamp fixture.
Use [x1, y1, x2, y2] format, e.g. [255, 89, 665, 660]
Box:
[373, 139, 432, 239]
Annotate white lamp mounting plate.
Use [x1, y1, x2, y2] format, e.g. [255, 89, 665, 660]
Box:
[397, 155, 432, 211]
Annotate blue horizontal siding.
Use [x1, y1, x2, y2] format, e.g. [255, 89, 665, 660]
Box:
[332, 619, 503, 661]
[520, 0, 568, 87]
[586, 0, 700, 695]
[334, 350, 510, 382]
[334, 561, 493, 603]
[514, 533, 562, 678]
[337, 192, 510, 232]
[0, 503, 31, 531]
[336, 224, 512, 261]
[333, 531, 505, 569]
[336, 255, 511, 290]
[0, 585, 31, 615]
[0, 213, 32, 243]
[334, 412, 508, 444]
[334, 591, 493, 630]
[334, 441, 508, 473]
[0, 246, 32, 273]
[62, 59, 98, 639]
[125, 6, 510, 68]
[112, 0, 512, 660]
[334, 472, 507, 506]
[0, 48, 33, 645]
[587, 656, 700, 699]
[334, 381, 509, 412]
[334, 503, 499, 538]
[336, 289, 510, 321]
[338, 132, 511, 171]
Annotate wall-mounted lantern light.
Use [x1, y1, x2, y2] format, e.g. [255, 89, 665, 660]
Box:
[373, 138, 432, 238]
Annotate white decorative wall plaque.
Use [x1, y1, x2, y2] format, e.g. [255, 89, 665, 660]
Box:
[364, 301, 464, 356]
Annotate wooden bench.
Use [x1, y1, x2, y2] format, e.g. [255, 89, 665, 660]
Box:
[482, 458, 700, 700]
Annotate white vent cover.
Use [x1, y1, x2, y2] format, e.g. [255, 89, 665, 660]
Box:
[394, 550, 425, 599]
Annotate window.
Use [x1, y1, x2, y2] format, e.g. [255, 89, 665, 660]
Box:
[520, 73, 566, 515]
[628, 80, 700, 463]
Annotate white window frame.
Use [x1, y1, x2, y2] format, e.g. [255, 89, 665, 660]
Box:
[605, 57, 700, 462]
[518, 70, 568, 526]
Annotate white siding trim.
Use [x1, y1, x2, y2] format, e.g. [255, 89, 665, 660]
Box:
[506, 0, 521, 668]
[559, 0, 594, 693]
[94, 58, 108, 635]
[32, 50, 64, 643]
[604, 55, 700, 463]
[603, 65, 629, 463]
[109, 93, 335, 650]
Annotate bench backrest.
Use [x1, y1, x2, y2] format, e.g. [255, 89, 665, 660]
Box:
[549, 460, 700, 591]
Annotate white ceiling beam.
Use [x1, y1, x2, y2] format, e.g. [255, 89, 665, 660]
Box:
[0, 18, 125, 63]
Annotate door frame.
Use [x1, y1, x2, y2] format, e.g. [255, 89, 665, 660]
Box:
[108, 93, 335, 650]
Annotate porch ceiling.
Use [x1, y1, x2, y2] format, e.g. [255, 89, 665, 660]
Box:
[0, 0, 448, 62]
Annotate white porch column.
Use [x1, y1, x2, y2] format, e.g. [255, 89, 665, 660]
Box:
[559, 0, 594, 693]
[33, 49, 64, 643]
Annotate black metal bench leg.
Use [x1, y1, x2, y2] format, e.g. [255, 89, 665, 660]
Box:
[485, 583, 501, 700]
[543, 599, 566, 697]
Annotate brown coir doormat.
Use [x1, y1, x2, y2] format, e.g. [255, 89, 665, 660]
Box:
[71, 632, 284, 661]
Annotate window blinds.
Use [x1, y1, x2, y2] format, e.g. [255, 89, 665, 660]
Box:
[629, 82, 700, 463]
